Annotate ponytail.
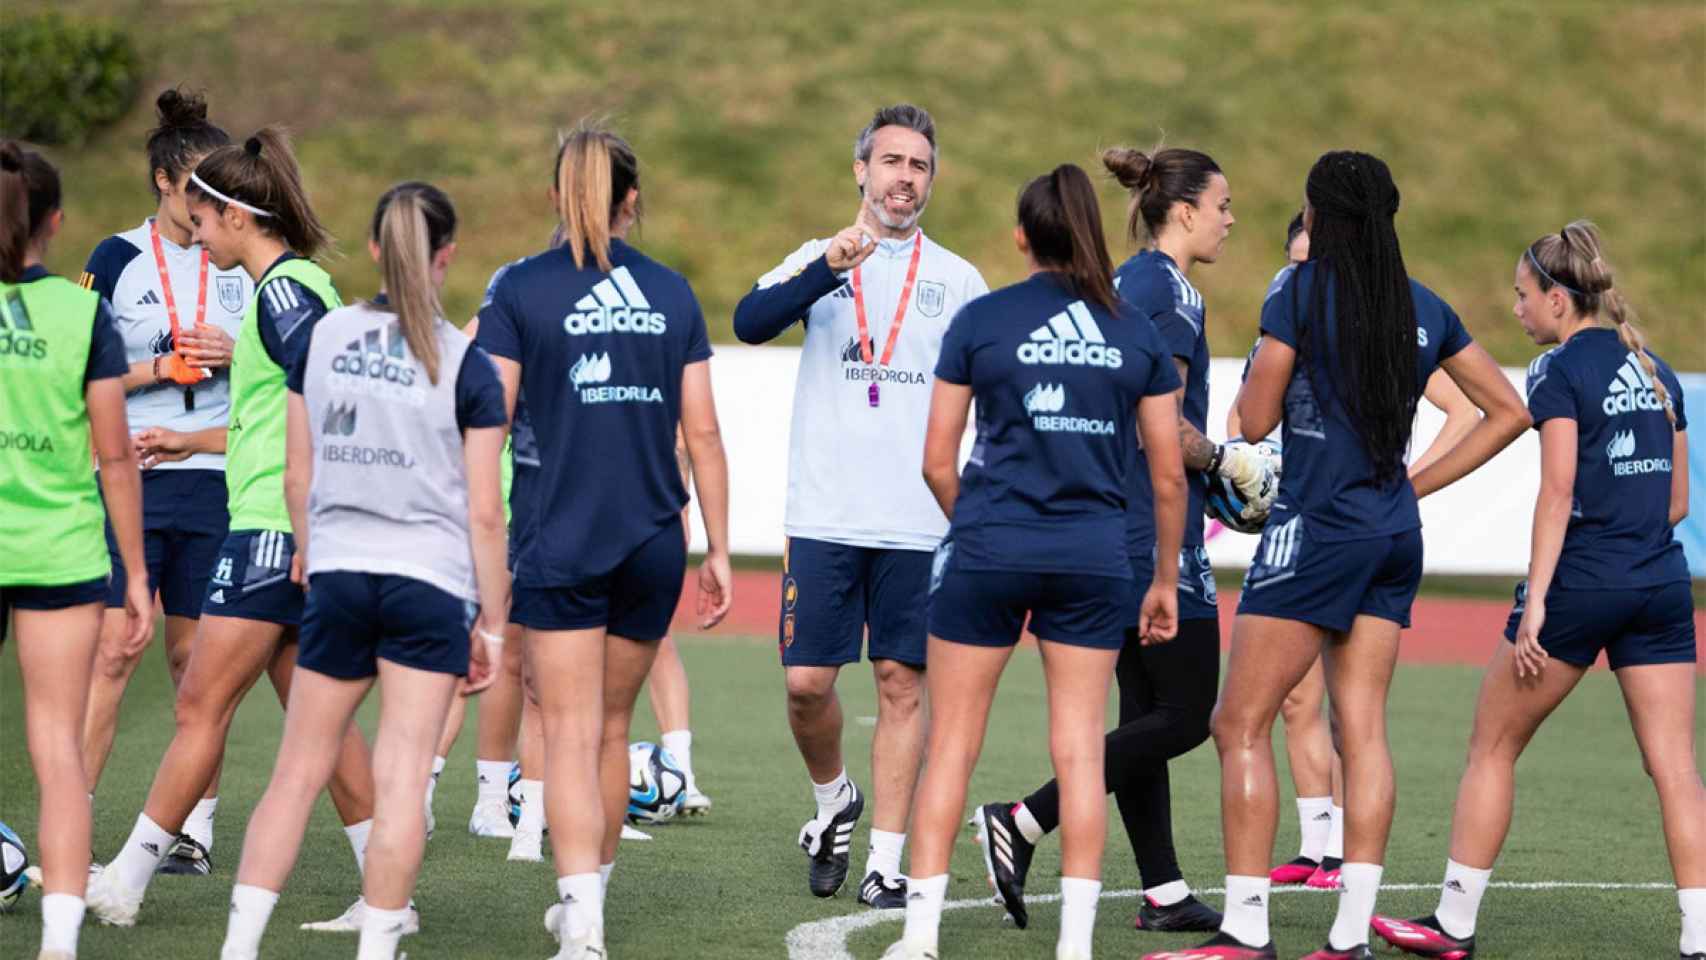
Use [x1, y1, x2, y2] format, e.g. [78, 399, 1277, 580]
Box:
[372, 182, 456, 385]
[554, 121, 639, 272]
[1017, 164, 1116, 312]
[1528, 219, 1673, 424]
[0, 141, 61, 283]
[185, 127, 333, 257]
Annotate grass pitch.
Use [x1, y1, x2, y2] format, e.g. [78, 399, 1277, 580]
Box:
[0, 626, 1696, 958]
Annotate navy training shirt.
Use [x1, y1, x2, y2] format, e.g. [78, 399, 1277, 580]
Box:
[935, 272, 1180, 579]
[476, 239, 712, 586]
[1524, 327, 1688, 590]
[1260, 260, 1472, 542]
[479, 260, 541, 531]
[1114, 250, 1215, 614]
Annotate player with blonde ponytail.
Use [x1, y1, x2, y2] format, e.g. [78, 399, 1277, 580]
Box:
[1375, 221, 1702, 960]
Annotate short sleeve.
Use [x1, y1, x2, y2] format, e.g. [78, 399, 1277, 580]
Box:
[285, 334, 310, 395]
[1258, 270, 1300, 349]
[1151, 308, 1200, 362]
[1437, 302, 1472, 362]
[84, 299, 129, 383]
[683, 291, 713, 364]
[475, 270, 524, 363]
[257, 278, 330, 372]
[455, 346, 509, 431]
[933, 303, 975, 385]
[1143, 344, 1183, 397]
[1658, 364, 1687, 432]
[79, 236, 141, 306]
[1524, 351, 1576, 426]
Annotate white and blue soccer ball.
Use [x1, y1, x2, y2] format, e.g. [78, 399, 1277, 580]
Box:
[626, 741, 687, 825]
[0, 821, 29, 912]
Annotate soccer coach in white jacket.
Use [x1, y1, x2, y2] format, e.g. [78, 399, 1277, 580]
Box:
[734, 103, 987, 910]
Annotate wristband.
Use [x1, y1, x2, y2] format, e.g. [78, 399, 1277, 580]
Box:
[476, 628, 505, 646]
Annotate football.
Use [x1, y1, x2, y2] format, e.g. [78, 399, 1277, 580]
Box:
[1206, 439, 1282, 534]
[626, 741, 687, 825]
[0, 821, 28, 912]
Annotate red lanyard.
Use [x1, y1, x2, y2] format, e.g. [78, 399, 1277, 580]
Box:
[851, 232, 923, 367]
[149, 219, 209, 344]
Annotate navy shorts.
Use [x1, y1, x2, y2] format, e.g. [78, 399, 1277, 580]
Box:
[1504, 579, 1696, 670]
[104, 470, 230, 619]
[927, 541, 1130, 650]
[2, 577, 109, 641]
[298, 572, 475, 678]
[779, 537, 931, 668]
[1237, 517, 1423, 633]
[512, 517, 684, 641]
[201, 530, 304, 626]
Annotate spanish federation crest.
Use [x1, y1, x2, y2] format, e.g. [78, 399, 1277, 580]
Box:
[216, 276, 246, 313]
[915, 280, 945, 318]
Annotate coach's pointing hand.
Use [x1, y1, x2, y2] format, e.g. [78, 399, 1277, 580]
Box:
[824, 223, 877, 272]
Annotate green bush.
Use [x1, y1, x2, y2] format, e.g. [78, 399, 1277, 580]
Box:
[0, 13, 140, 145]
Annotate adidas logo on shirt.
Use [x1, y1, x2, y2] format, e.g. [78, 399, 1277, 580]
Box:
[1605, 427, 1670, 477]
[332, 324, 419, 393]
[1601, 353, 1665, 416]
[563, 267, 666, 336]
[136, 290, 162, 306]
[1016, 301, 1123, 369]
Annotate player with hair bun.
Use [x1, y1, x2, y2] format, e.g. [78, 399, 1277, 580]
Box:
[77, 87, 252, 877]
[1, 140, 148, 960]
[1152, 150, 1529, 960]
[87, 128, 385, 936]
[1374, 222, 1703, 960]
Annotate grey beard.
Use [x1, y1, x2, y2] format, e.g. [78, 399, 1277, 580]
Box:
[867, 193, 928, 232]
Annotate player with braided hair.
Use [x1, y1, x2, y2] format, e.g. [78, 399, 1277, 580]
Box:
[1147, 151, 1529, 960]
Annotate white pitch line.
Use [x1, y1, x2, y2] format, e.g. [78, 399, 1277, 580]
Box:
[783, 880, 1674, 960]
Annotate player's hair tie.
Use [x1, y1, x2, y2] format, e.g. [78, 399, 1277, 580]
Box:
[0, 153, 18, 173]
[244, 136, 264, 157]
[1525, 245, 1580, 296]
[189, 172, 274, 218]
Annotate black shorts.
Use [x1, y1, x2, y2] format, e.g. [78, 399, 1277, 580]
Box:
[778, 537, 932, 668]
[1237, 518, 1423, 633]
[1505, 580, 1695, 670]
[511, 518, 685, 642]
[1, 577, 109, 642]
[298, 572, 476, 679]
[104, 469, 230, 619]
[201, 530, 304, 626]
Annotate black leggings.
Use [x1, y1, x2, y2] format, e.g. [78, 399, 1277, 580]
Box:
[1022, 617, 1220, 888]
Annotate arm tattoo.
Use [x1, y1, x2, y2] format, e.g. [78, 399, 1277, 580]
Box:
[1181, 418, 1218, 472]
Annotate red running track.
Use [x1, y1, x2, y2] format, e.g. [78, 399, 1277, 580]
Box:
[670, 568, 1706, 671]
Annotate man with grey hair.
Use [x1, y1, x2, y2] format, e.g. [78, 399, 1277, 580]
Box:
[734, 103, 987, 907]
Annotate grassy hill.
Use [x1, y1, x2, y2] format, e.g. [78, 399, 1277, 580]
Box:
[17, 0, 1706, 367]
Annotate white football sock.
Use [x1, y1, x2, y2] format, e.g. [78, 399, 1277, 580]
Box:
[1058, 876, 1101, 956]
[112, 812, 174, 891]
[864, 829, 905, 883]
[902, 873, 948, 950]
[812, 769, 852, 821]
[600, 862, 614, 892]
[1328, 862, 1382, 949]
[1220, 875, 1270, 947]
[185, 796, 219, 852]
[1013, 802, 1046, 844]
[556, 873, 603, 941]
[1145, 879, 1190, 907]
[475, 759, 510, 804]
[220, 883, 278, 958]
[518, 779, 545, 832]
[1434, 858, 1492, 939]
[661, 729, 696, 792]
[355, 904, 412, 960]
[1296, 796, 1332, 861]
[1325, 804, 1345, 860]
[1680, 887, 1706, 955]
[40, 893, 85, 954]
[345, 819, 373, 876]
